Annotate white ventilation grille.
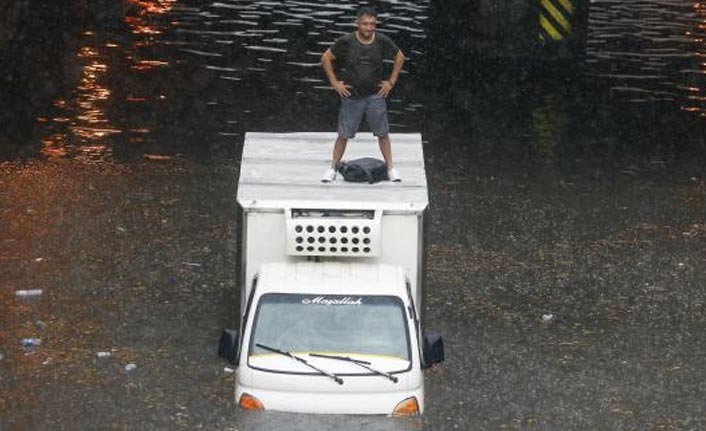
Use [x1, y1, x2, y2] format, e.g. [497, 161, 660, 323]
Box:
[285, 209, 382, 257]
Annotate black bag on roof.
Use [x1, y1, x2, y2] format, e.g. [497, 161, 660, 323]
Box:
[338, 158, 389, 184]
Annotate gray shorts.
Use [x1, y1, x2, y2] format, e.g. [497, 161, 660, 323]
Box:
[337, 94, 390, 139]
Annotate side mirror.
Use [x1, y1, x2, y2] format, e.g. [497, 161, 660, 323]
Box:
[218, 328, 240, 364]
[422, 332, 444, 369]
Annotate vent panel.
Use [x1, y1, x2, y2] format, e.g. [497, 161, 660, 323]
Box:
[285, 209, 382, 257]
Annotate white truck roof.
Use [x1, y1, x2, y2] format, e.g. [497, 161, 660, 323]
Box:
[237, 132, 428, 212]
[257, 262, 408, 297]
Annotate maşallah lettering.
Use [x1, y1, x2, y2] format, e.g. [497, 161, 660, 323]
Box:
[301, 296, 363, 306]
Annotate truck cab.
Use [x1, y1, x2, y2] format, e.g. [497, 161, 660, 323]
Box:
[219, 132, 444, 415]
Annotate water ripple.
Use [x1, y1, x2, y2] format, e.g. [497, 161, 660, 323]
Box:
[586, 0, 704, 111]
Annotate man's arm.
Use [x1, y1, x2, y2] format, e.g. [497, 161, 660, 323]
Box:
[321, 48, 351, 98]
[377, 50, 405, 98]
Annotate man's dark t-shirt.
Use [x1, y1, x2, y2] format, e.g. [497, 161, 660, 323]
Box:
[330, 32, 400, 98]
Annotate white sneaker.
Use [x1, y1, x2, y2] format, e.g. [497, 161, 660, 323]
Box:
[321, 168, 337, 183]
[388, 167, 401, 182]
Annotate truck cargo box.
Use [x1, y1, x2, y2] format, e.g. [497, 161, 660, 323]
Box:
[237, 132, 429, 311]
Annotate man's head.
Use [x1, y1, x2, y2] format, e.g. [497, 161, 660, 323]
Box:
[356, 6, 377, 40]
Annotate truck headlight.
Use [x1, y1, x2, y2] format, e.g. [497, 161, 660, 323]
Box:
[238, 393, 265, 411]
[392, 396, 419, 416]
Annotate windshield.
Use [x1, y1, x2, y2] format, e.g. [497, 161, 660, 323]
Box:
[249, 294, 410, 362]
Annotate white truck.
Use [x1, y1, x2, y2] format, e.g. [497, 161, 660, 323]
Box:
[218, 132, 444, 416]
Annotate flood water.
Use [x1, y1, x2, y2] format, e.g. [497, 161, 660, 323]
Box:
[1, 1, 706, 430]
[1, 0, 705, 165]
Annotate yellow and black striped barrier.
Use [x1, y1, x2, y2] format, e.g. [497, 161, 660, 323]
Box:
[538, 0, 576, 42]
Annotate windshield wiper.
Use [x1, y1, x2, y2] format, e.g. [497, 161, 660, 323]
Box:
[309, 353, 399, 383]
[256, 343, 343, 385]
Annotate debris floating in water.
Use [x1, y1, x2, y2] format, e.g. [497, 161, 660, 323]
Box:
[19, 338, 42, 347]
[15, 289, 43, 297]
[144, 154, 174, 161]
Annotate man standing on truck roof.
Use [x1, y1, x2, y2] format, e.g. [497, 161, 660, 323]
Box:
[320, 6, 405, 183]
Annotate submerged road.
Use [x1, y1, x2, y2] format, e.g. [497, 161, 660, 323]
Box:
[1, 152, 704, 430]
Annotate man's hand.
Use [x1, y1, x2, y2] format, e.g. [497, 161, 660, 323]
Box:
[377, 80, 394, 98]
[332, 80, 352, 98]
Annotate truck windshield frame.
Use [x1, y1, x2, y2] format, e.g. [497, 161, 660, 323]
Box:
[247, 293, 412, 375]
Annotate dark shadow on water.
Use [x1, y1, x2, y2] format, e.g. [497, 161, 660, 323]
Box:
[418, 54, 706, 178]
[0, 2, 80, 158]
[420, 0, 706, 175]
